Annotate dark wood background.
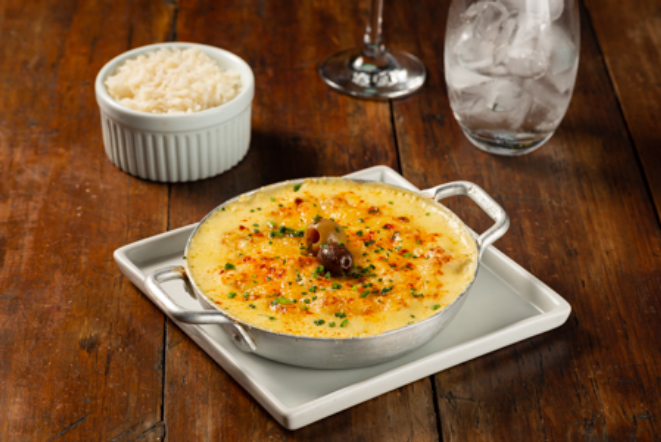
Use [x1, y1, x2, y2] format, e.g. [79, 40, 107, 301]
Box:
[1, 0, 660, 440]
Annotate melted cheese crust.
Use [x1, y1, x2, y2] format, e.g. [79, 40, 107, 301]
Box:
[186, 178, 478, 338]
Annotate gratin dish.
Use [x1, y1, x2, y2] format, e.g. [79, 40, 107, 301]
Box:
[145, 178, 510, 369]
[95, 42, 255, 182]
[115, 165, 572, 429]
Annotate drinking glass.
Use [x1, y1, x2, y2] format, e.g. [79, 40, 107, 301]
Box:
[319, 0, 426, 99]
[444, 0, 580, 155]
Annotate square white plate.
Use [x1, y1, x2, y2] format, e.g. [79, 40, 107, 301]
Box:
[114, 165, 571, 430]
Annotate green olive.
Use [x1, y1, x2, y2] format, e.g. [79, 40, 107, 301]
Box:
[305, 218, 347, 255]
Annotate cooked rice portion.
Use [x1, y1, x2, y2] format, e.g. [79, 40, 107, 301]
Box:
[105, 47, 242, 114]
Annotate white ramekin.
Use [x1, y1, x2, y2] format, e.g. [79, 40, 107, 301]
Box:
[95, 42, 254, 183]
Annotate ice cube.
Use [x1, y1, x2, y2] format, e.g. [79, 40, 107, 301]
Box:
[549, 0, 564, 20]
[544, 26, 579, 93]
[526, 0, 551, 21]
[460, 1, 510, 37]
[523, 98, 564, 133]
[493, 16, 518, 66]
[455, 2, 510, 73]
[497, 0, 561, 19]
[445, 54, 492, 90]
[461, 79, 533, 130]
[548, 26, 578, 75]
[522, 75, 572, 131]
[546, 63, 578, 95]
[488, 79, 532, 112]
[497, 0, 524, 13]
[524, 77, 568, 110]
[503, 12, 552, 78]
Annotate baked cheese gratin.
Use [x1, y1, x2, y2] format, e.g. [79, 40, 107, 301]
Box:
[186, 178, 478, 338]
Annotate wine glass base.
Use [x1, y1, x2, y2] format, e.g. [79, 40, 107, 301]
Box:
[318, 47, 426, 100]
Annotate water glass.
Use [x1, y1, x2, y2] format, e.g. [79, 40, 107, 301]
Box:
[444, 0, 580, 155]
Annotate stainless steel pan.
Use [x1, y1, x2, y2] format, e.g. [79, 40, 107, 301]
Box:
[145, 179, 509, 369]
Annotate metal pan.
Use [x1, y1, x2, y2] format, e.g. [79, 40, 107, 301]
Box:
[145, 179, 509, 369]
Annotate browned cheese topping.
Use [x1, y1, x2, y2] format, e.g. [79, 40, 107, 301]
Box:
[186, 178, 478, 338]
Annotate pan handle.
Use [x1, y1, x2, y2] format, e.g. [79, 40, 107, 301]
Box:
[145, 266, 257, 353]
[423, 181, 509, 258]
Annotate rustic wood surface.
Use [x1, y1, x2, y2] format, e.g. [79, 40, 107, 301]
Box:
[0, 0, 659, 441]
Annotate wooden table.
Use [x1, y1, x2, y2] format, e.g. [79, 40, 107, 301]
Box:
[2, 0, 660, 440]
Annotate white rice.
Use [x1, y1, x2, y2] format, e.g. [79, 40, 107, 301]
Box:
[105, 47, 242, 114]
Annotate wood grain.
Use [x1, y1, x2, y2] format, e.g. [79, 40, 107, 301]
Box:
[583, 0, 661, 219]
[0, 0, 172, 440]
[390, 1, 661, 441]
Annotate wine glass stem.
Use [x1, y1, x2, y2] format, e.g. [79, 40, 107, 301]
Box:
[363, 0, 385, 58]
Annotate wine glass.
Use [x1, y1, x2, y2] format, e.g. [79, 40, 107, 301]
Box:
[318, 0, 426, 100]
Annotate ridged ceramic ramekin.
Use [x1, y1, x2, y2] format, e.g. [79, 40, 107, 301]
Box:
[95, 42, 254, 183]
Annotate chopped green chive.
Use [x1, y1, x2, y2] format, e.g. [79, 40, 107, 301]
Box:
[224, 263, 236, 270]
[293, 184, 302, 192]
[340, 319, 349, 327]
[228, 292, 237, 299]
[334, 312, 346, 318]
[432, 304, 441, 310]
[314, 319, 325, 326]
[271, 297, 294, 305]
